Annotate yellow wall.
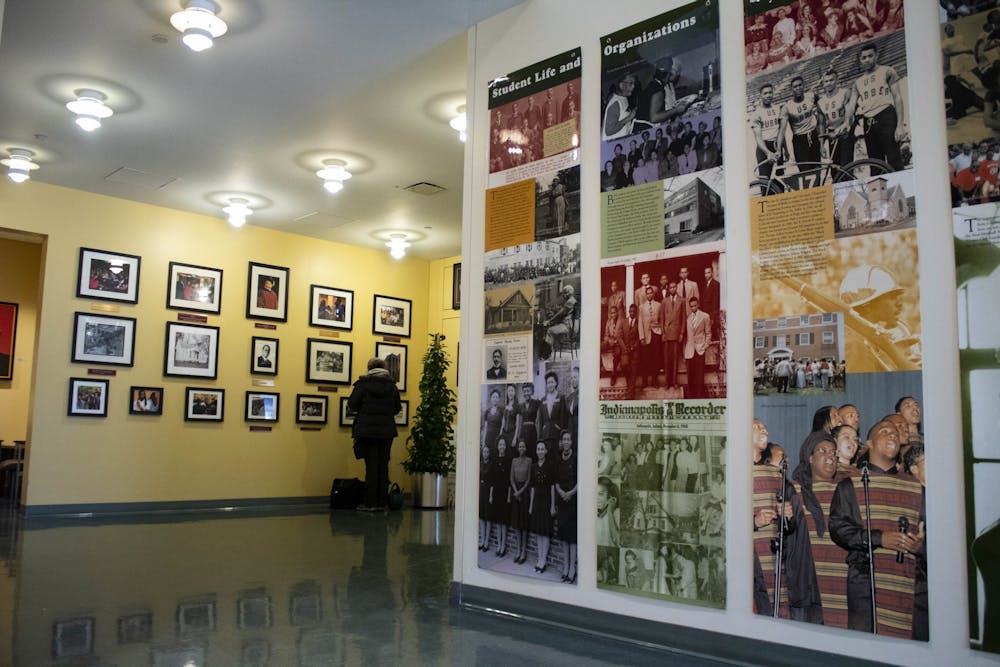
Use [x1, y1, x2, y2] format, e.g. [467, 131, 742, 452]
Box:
[426, 255, 462, 388]
[0, 236, 42, 443]
[0, 179, 433, 507]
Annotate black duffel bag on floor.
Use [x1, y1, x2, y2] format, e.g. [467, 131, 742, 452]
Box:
[330, 477, 366, 510]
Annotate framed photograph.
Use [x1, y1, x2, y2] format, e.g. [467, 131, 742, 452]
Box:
[395, 399, 409, 426]
[338, 396, 356, 427]
[76, 247, 141, 304]
[71, 312, 136, 367]
[452, 262, 461, 310]
[0, 301, 18, 381]
[296, 394, 328, 424]
[375, 341, 407, 392]
[68, 377, 109, 417]
[128, 386, 163, 415]
[245, 391, 279, 422]
[309, 284, 353, 330]
[164, 322, 219, 379]
[305, 338, 352, 385]
[246, 261, 288, 322]
[167, 261, 223, 314]
[250, 336, 278, 376]
[52, 616, 94, 658]
[117, 612, 152, 644]
[238, 591, 272, 629]
[184, 387, 225, 422]
[372, 294, 412, 338]
[177, 600, 216, 634]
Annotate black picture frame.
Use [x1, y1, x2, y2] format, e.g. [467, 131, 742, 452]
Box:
[67, 377, 109, 417]
[245, 391, 279, 422]
[295, 394, 328, 425]
[395, 399, 409, 426]
[0, 301, 17, 381]
[71, 312, 136, 367]
[167, 261, 223, 314]
[184, 387, 225, 422]
[305, 338, 352, 385]
[164, 322, 219, 379]
[372, 294, 412, 338]
[250, 336, 279, 376]
[338, 396, 356, 427]
[452, 262, 461, 310]
[128, 386, 163, 415]
[246, 261, 289, 322]
[309, 284, 354, 330]
[76, 247, 141, 304]
[375, 341, 407, 392]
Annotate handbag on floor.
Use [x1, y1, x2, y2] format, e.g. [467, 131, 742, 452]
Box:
[387, 482, 404, 511]
[330, 477, 366, 510]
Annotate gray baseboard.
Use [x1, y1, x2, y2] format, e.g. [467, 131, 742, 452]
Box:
[450, 582, 889, 667]
[21, 495, 330, 523]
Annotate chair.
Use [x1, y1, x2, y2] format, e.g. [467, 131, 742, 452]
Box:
[0, 441, 25, 505]
[551, 310, 579, 359]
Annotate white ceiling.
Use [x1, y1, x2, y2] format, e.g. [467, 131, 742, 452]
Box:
[0, 0, 523, 259]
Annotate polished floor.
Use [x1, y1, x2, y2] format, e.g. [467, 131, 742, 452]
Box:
[0, 502, 732, 666]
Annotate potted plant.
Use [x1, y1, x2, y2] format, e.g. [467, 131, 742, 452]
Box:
[401, 333, 457, 508]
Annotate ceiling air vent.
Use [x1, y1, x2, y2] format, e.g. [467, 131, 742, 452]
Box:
[403, 181, 446, 196]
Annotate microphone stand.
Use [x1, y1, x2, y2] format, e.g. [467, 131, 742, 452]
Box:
[861, 463, 878, 635]
[773, 459, 788, 617]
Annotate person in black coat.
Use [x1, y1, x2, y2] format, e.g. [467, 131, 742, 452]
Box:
[348, 357, 402, 511]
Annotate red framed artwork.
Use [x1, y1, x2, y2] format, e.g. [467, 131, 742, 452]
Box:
[0, 302, 17, 381]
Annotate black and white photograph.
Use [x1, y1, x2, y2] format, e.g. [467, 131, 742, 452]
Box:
[484, 283, 535, 336]
[184, 387, 224, 422]
[167, 261, 223, 314]
[942, 7, 1000, 146]
[452, 262, 462, 310]
[76, 246, 141, 304]
[68, 377, 109, 417]
[372, 294, 412, 338]
[535, 165, 581, 240]
[250, 336, 278, 376]
[309, 284, 353, 330]
[246, 261, 289, 322]
[176, 599, 216, 634]
[663, 168, 726, 248]
[295, 394, 328, 425]
[117, 612, 152, 644]
[338, 396, 356, 427]
[164, 322, 219, 379]
[128, 386, 163, 415]
[306, 338, 352, 385]
[485, 345, 508, 381]
[746, 29, 911, 195]
[600, 2, 722, 192]
[245, 391, 279, 422]
[484, 235, 581, 290]
[52, 616, 94, 658]
[533, 275, 581, 363]
[375, 341, 407, 392]
[395, 399, 409, 427]
[71, 312, 136, 367]
[238, 590, 272, 629]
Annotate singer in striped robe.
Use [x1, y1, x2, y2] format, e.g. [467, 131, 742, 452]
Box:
[829, 419, 924, 638]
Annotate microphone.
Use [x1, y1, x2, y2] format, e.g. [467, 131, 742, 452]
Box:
[896, 516, 910, 564]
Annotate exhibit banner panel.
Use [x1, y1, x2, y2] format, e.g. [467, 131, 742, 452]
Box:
[479, 48, 582, 584]
[597, 0, 727, 608]
[745, 0, 928, 640]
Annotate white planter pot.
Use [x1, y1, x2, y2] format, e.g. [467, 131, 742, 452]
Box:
[411, 472, 447, 508]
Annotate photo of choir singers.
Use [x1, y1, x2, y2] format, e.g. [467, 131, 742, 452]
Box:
[745, 28, 912, 191]
[599, 250, 725, 401]
[597, 431, 726, 608]
[751, 392, 928, 640]
[478, 360, 579, 583]
[489, 79, 580, 174]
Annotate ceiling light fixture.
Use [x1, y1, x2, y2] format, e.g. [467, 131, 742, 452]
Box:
[66, 90, 113, 132]
[170, 0, 228, 52]
[385, 233, 411, 260]
[316, 159, 352, 194]
[1, 148, 39, 184]
[449, 104, 467, 142]
[222, 197, 252, 227]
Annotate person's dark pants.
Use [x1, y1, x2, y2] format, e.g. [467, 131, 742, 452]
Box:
[846, 563, 875, 633]
[862, 106, 904, 171]
[361, 438, 392, 508]
[686, 352, 705, 398]
[664, 339, 681, 387]
[791, 129, 822, 166]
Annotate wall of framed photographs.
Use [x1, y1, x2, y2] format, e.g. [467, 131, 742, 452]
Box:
[0, 235, 42, 441]
[456, 2, 979, 666]
[0, 181, 435, 508]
